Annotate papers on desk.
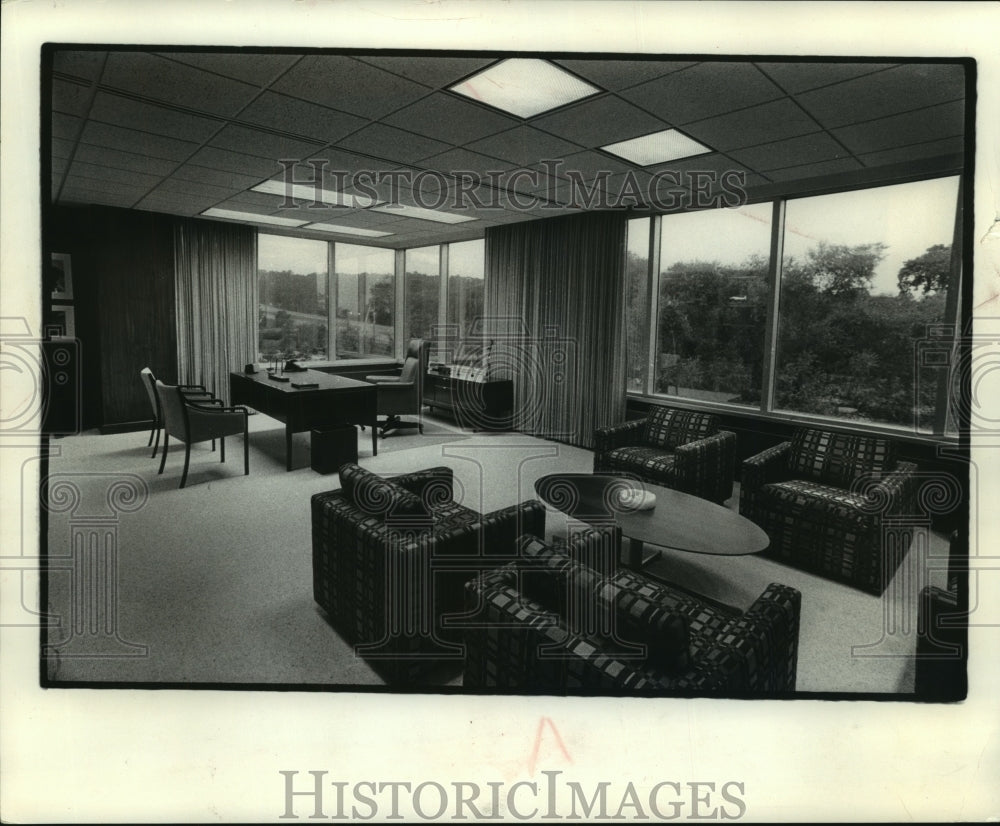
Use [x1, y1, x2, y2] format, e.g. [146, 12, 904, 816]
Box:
[291, 381, 319, 389]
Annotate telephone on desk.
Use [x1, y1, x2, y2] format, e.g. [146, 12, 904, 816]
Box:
[283, 359, 307, 373]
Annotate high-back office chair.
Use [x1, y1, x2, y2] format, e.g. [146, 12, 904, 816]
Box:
[139, 367, 215, 458]
[365, 339, 431, 437]
[155, 380, 249, 488]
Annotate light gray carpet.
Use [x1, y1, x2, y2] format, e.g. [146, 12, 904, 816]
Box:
[42, 416, 948, 693]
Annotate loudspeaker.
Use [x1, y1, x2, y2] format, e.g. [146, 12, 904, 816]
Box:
[41, 339, 81, 435]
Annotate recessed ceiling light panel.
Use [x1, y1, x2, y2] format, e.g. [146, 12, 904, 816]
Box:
[602, 129, 713, 166]
[201, 207, 306, 227]
[369, 204, 475, 224]
[450, 58, 600, 118]
[251, 179, 379, 209]
[304, 223, 393, 238]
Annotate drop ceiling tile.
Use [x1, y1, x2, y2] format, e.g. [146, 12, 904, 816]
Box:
[383, 92, 519, 144]
[153, 178, 241, 200]
[74, 144, 179, 176]
[553, 150, 635, 180]
[831, 100, 965, 153]
[755, 62, 897, 94]
[303, 149, 409, 179]
[798, 64, 966, 129]
[764, 157, 863, 182]
[271, 55, 431, 119]
[211, 197, 283, 215]
[418, 147, 516, 177]
[531, 95, 668, 147]
[80, 121, 201, 161]
[208, 123, 322, 160]
[336, 122, 451, 164]
[102, 52, 260, 117]
[620, 62, 784, 125]
[136, 194, 219, 214]
[358, 56, 496, 89]
[156, 52, 300, 85]
[52, 79, 93, 117]
[187, 146, 284, 177]
[858, 136, 966, 167]
[554, 59, 696, 92]
[61, 176, 150, 199]
[67, 160, 162, 189]
[466, 126, 583, 167]
[51, 157, 69, 176]
[729, 132, 849, 171]
[684, 98, 822, 153]
[52, 50, 107, 81]
[89, 91, 221, 142]
[52, 113, 83, 140]
[51, 138, 75, 159]
[307, 210, 403, 229]
[238, 92, 368, 142]
[61, 187, 145, 208]
[171, 164, 265, 190]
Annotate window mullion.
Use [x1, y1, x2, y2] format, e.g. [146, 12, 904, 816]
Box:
[760, 199, 785, 414]
[327, 242, 336, 360]
[934, 178, 965, 435]
[394, 248, 405, 358]
[645, 215, 661, 396]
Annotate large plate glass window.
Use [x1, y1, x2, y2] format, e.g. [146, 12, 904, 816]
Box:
[656, 203, 772, 406]
[257, 234, 328, 363]
[774, 176, 960, 430]
[333, 243, 395, 358]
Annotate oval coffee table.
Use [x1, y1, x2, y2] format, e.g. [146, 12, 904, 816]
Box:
[534, 473, 770, 570]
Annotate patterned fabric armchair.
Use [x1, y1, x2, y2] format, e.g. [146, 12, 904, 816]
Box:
[740, 427, 918, 595]
[463, 531, 800, 695]
[311, 462, 546, 684]
[593, 406, 736, 503]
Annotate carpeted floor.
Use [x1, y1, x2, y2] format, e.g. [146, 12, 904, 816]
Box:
[41, 414, 949, 694]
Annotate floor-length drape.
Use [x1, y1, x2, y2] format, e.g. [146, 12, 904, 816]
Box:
[484, 211, 628, 448]
[174, 219, 257, 404]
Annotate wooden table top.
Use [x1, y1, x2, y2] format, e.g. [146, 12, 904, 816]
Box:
[534, 472, 769, 557]
[231, 369, 372, 394]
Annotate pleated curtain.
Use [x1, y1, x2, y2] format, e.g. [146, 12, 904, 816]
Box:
[174, 218, 257, 404]
[483, 211, 628, 448]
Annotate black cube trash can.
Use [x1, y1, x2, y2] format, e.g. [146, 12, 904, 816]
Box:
[311, 426, 358, 474]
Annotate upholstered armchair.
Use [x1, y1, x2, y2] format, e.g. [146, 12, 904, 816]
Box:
[463, 531, 801, 694]
[365, 339, 431, 437]
[739, 427, 918, 595]
[592, 405, 736, 503]
[154, 380, 249, 488]
[311, 462, 546, 684]
[139, 367, 215, 458]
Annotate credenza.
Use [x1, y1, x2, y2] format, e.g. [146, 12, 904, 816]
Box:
[423, 372, 513, 431]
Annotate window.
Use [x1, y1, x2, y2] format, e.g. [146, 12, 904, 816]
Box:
[333, 243, 395, 359]
[404, 246, 441, 343]
[656, 204, 772, 406]
[446, 239, 485, 339]
[624, 218, 650, 393]
[626, 175, 962, 435]
[258, 234, 328, 362]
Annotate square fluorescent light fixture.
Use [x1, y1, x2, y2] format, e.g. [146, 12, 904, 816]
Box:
[450, 58, 599, 118]
[304, 223, 393, 238]
[602, 129, 713, 166]
[201, 207, 306, 227]
[369, 203, 475, 224]
[251, 179, 379, 208]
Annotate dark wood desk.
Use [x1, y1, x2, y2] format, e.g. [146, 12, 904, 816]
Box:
[230, 369, 376, 471]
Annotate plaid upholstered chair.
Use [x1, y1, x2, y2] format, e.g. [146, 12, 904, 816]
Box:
[592, 406, 736, 503]
[311, 462, 546, 684]
[463, 531, 801, 695]
[739, 427, 918, 595]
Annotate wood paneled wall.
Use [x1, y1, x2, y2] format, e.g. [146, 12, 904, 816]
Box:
[48, 205, 178, 429]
